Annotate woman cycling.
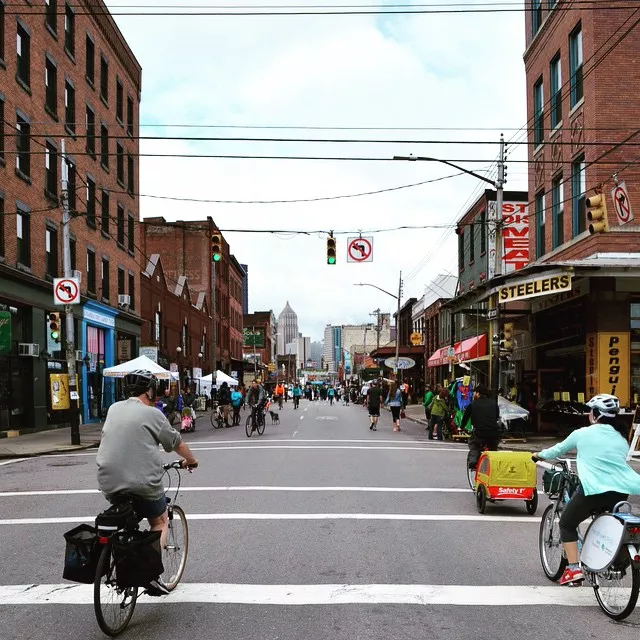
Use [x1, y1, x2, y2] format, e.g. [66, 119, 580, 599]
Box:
[533, 394, 640, 586]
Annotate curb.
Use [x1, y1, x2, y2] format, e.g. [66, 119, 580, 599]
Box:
[0, 441, 100, 460]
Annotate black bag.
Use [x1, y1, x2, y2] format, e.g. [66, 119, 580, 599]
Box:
[95, 501, 139, 535]
[63, 524, 100, 583]
[113, 530, 164, 588]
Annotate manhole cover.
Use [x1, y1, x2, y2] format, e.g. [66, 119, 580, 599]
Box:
[47, 461, 88, 467]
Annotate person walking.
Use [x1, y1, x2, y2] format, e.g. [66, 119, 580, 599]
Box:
[230, 386, 243, 426]
[328, 386, 335, 406]
[367, 381, 383, 431]
[422, 385, 434, 431]
[385, 380, 403, 432]
[292, 383, 302, 409]
[217, 381, 231, 427]
[427, 388, 449, 440]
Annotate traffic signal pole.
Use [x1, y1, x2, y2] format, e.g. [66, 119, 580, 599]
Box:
[61, 140, 81, 445]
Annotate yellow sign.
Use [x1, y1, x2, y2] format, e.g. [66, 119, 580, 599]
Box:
[597, 332, 630, 406]
[50, 374, 70, 410]
[409, 332, 422, 346]
[463, 375, 471, 387]
[553, 392, 560, 400]
[561, 392, 570, 401]
[586, 333, 597, 399]
[498, 274, 572, 303]
[577, 393, 585, 403]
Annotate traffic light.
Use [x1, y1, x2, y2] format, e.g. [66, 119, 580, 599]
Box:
[49, 312, 61, 343]
[211, 230, 222, 262]
[326, 235, 336, 265]
[500, 322, 513, 351]
[586, 193, 609, 234]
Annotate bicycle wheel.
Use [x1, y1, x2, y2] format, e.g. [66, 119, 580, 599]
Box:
[538, 503, 566, 581]
[162, 504, 189, 591]
[245, 415, 253, 438]
[466, 451, 476, 491]
[257, 413, 266, 435]
[593, 549, 640, 620]
[94, 542, 138, 637]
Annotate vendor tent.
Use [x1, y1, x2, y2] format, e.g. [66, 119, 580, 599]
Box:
[103, 355, 178, 379]
[198, 371, 239, 386]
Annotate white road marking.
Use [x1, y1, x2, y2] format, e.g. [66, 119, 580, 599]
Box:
[292, 431, 298, 438]
[0, 583, 595, 606]
[0, 486, 474, 498]
[300, 416, 304, 420]
[0, 458, 28, 466]
[189, 445, 465, 452]
[0, 513, 541, 525]
[193, 439, 444, 445]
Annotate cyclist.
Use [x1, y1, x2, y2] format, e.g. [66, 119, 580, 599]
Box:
[217, 381, 231, 427]
[463, 385, 500, 466]
[533, 393, 640, 585]
[96, 370, 199, 595]
[275, 382, 285, 409]
[247, 378, 267, 429]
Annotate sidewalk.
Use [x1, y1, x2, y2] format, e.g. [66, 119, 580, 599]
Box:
[0, 423, 103, 459]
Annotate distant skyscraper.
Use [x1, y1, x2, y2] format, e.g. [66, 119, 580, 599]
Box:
[277, 301, 299, 355]
[240, 264, 249, 314]
[310, 341, 323, 365]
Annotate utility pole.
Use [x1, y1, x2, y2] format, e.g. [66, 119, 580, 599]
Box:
[393, 271, 403, 377]
[252, 325, 257, 377]
[210, 254, 217, 379]
[491, 134, 506, 398]
[370, 308, 382, 352]
[60, 140, 80, 445]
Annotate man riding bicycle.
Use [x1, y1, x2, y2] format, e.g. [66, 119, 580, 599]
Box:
[96, 370, 199, 595]
[247, 378, 267, 428]
[463, 385, 501, 469]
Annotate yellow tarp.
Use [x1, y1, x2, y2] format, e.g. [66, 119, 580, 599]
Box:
[477, 451, 537, 488]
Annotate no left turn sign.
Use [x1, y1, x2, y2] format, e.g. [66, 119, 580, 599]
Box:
[53, 277, 80, 305]
[347, 236, 373, 263]
[611, 181, 634, 226]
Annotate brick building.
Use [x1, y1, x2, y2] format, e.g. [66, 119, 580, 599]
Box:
[140, 255, 211, 387]
[141, 216, 245, 375]
[0, 0, 142, 431]
[242, 311, 276, 383]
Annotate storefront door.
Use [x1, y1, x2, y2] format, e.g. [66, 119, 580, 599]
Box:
[86, 326, 105, 420]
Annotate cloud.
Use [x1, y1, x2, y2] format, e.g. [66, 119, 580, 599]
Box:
[107, 1, 529, 341]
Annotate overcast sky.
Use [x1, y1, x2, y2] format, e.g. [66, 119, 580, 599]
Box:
[107, 1, 528, 342]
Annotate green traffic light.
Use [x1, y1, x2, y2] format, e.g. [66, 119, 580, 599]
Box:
[212, 254, 221, 262]
[51, 331, 60, 340]
[327, 256, 336, 265]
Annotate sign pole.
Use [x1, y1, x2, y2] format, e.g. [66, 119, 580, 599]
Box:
[61, 139, 81, 446]
[393, 271, 403, 377]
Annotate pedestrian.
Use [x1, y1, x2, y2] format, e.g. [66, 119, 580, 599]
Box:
[230, 386, 243, 426]
[427, 388, 450, 441]
[401, 382, 409, 409]
[385, 380, 403, 432]
[328, 386, 335, 406]
[217, 381, 231, 427]
[367, 381, 383, 431]
[422, 384, 434, 431]
[293, 383, 302, 409]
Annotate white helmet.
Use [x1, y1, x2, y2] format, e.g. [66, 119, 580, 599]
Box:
[586, 393, 620, 417]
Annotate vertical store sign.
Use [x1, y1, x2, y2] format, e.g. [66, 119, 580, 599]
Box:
[586, 333, 597, 400]
[502, 202, 530, 273]
[486, 201, 497, 280]
[597, 333, 630, 407]
[0, 311, 11, 353]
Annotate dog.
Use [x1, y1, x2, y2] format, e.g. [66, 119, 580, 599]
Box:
[269, 410, 280, 425]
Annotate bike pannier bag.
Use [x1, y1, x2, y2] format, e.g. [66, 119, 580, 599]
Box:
[113, 530, 164, 588]
[63, 524, 99, 583]
[95, 501, 138, 535]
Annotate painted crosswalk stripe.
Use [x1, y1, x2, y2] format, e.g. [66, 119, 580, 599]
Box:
[0, 583, 596, 606]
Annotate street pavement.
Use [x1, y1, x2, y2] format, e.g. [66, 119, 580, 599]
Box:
[1, 398, 639, 639]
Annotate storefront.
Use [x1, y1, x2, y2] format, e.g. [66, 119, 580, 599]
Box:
[427, 334, 489, 387]
[81, 301, 117, 423]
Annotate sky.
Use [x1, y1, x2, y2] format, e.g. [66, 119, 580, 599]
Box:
[106, 0, 529, 342]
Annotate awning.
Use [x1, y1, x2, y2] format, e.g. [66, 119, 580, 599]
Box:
[427, 334, 487, 368]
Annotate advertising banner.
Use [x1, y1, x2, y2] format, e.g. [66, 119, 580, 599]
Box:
[597, 332, 630, 406]
[50, 373, 71, 411]
[0, 311, 11, 353]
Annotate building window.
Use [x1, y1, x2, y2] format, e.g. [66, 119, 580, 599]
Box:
[569, 24, 583, 108]
[154, 311, 161, 345]
[64, 4, 75, 56]
[552, 175, 564, 248]
[116, 79, 123, 123]
[100, 55, 108, 103]
[16, 113, 30, 178]
[64, 80, 75, 133]
[458, 230, 464, 271]
[117, 267, 125, 295]
[67, 160, 76, 213]
[45, 0, 56, 33]
[117, 204, 125, 245]
[17, 208, 30, 267]
[45, 57, 58, 116]
[548, 0, 557, 8]
[127, 214, 134, 253]
[85, 34, 94, 85]
[533, 78, 544, 148]
[101, 257, 109, 300]
[468, 222, 475, 263]
[69, 237, 76, 270]
[86, 176, 96, 227]
[45, 226, 58, 277]
[535, 190, 545, 259]
[532, 0, 542, 37]
[127, 154, 134, 194]
[101, 189, 109, 234]
[550, 53, 562, 129]
[572, 155, 586, 236]
[87, 249, 96, 293]
[126, 96, 134, 137]
[116, 142, 124, 184]
[16, 23, 30, 87]
[45, 141, 58, 199]
[100, 124, 109, 168]
[480, 210, 486, 253]
[128, 272, 135, 309]
[86, 105, 95, 156]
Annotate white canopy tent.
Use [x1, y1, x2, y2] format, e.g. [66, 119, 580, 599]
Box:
[103, 355, 178, 379]
[196, 370, 239, 396]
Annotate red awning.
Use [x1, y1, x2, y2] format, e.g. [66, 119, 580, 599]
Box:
[427, 346, 450, 368]
[427, 334, 487, 368]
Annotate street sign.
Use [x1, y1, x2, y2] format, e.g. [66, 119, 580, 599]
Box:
[611, 182, 634, 226]
[347, 236, 373, 263]
[53, 277, 80, 305]
[487, 308, 498, 320]
[384, 357, 416, 370]
[409, 332, 422, 346]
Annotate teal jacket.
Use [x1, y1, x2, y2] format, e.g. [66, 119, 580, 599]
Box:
[538, 424, 640, 497]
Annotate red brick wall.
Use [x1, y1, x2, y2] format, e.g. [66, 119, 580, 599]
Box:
[0, 1, 141, 310]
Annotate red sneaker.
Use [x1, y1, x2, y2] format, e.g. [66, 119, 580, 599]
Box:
[560, 566, 584, 585]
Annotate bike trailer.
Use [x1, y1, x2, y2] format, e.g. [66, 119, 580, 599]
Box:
[476, 451, 537, 500]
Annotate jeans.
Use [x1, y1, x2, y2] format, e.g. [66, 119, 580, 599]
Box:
[429, 415, 444, 440]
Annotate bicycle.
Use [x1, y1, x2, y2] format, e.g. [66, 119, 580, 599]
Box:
[245, 405, 266, 438]
[209, 402, 225, 429]
[93, 461, 190, 636]
[537, 459, 640, 620]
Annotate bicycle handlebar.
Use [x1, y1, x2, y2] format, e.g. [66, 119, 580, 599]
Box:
[163, 460, 198, 471]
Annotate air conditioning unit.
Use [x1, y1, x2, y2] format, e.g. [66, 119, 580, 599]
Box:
[72, 270, 82, 282]
[18, 343, 40, 357]
[75, 350, 84, 361]
[118, 294, 131, 307]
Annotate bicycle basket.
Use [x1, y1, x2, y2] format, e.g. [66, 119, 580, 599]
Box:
[113, 530, 164, 588]
[63, 524, 100, 584]
[542, 469, 579, 496]
[95, 501, 139, 535]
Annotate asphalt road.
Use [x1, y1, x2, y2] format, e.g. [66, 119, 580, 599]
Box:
[1, 398, 640, 639]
